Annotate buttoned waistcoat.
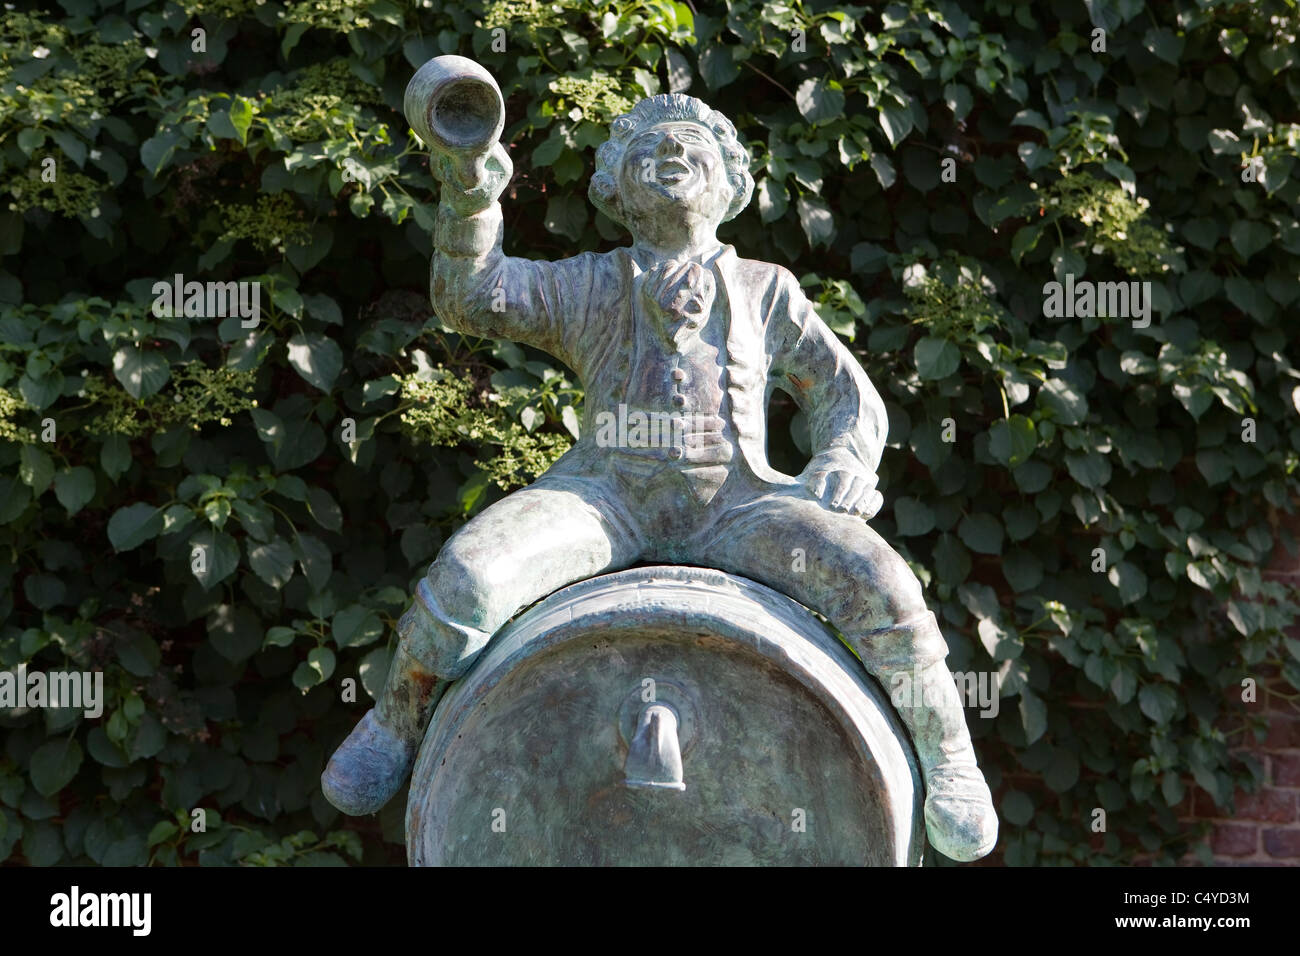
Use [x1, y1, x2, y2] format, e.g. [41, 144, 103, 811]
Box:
[431, 202, 889, 490]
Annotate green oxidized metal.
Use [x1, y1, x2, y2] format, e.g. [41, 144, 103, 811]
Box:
[321, 55, 998, 865]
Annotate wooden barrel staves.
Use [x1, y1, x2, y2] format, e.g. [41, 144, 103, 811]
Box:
[406, 566, 925, 866]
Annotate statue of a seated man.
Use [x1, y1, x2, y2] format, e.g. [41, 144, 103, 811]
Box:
[322, 86, 998, 861]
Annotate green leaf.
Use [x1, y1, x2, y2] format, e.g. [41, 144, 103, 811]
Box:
[248, 537, 295, 588]
[1195, 448, 1233, 485]
[19, 445, 54, 495]
[1138, 683, 1178, 724]
[1218, 28, 1248, 58]
[188, 528, 241, 589]
[933, 533, 971, 585]
[331, 605, 384, 649]
[287, 227, 334, 273]
[129, 713, 166, 761]
[1010, 224, 1042, 264]
[756, 178, 788, 224]
[19, 371, 61, 410]
[306, 486, 343, 531]
[1037, 379, 1088, 425]
[227, 96, 253, 145]
[265, 626, 298, 648]
[1044, 749, 1080, 792]
[293, 533, 332, 591]
[139, 131, 182, 176]
[1019, 691, 1047, 744]
[1108, 561, 1148, 604]
[286, 332, 343, 392]
[1182, 218, 1220, 250]
[1002, 503, 1040, 541]
[53, 467, 95, 516]
[1161, 772, 1185, 807]
[1002, 550, 1043, 592]
[893, 497, 934, 536]
[101, 435, 131, 481]
[698, 45, 739, 90]
[1065, 450, 1112, 488]
[25, 574, 65, 609]
[112, 346, 170, 399]
[543, 194, 587, 241]
[960, 582, 1001, 620]
[148, 821, 180, 847]
[308, 646, 336, 683]
[561, 405, 581, 439]
[869, 153, 895, 189]
[1229, 220, 1271, 261]
[400, 524, 439, 565]
[107, 503, 166, 551]
[914, 336, 960, 380]
[958, 513, 1004, 555]
[795, 195, 835, 248]
[1111, 664, 1138, 704]
[29, 740, 83, 797]
[359, 645, 392, 699]
[877, 101, 913, 147]
[794, 78, 844, 124]
[1224, 276, 1266, 318]
[117, 631, 161, 676]
[1001, 790, 1034, 826]
[943, 83, 972, 121]
[17, 127, 46, 155]
[988, 415, 1036, 467]
[1179, 270, 1220, 306]
[302, 293, 343, 325]
[1143, 27, 1184, 65]
[1206, 128, 1240, 155]
[0, 477, 30, 524]
[1017, 142, 1052, 172]
[207, 605, 262, 662]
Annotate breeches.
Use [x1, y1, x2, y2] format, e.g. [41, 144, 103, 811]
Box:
[397, 462, 945, 680]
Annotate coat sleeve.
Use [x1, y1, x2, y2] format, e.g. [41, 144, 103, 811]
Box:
[430, 199, 597, 370]
[765, 267, 888, 477]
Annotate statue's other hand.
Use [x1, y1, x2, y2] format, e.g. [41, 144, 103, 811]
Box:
[800, 450, 882, 519]
[435, 140, 513, 216]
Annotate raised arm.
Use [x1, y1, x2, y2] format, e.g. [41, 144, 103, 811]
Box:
[429, 143, 595, 367]
[768, 268, 888, 518]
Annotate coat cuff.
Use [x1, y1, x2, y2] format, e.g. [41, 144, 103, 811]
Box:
[435, 202, 503, 258]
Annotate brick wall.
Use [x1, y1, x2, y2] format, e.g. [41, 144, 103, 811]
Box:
[1183, 514, 1300, 865]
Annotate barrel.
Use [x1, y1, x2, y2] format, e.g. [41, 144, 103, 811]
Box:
[406, 566, 924, 866]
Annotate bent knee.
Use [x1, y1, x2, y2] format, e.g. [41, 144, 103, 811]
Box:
[819, 538, 927, 628]
[877, 553, 926, 620]
[425, 543, 508, 628]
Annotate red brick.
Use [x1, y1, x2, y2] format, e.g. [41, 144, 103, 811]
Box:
[1233, 788, 1297, 823]
[1265, 715, 1300, 748]
[1274, 753, 1300, 787]
[1266, 678, 1300, 701]
[1190, 790, 1222, 816]
[1209, 823, 1258, 856]
[1262, 828, 1300, 859]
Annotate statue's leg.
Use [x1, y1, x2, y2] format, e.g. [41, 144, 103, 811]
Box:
[702, 490, 997, 861]
[322, 478, 639, 815]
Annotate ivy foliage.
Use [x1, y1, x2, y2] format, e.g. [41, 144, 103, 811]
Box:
[1, 0, 1298, 866]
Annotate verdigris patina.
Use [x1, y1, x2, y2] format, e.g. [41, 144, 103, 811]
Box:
[322, 54, 998, 863]
[406, 566, 926, 866]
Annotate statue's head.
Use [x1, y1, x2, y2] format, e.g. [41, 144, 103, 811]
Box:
[589, 94, 753, 239]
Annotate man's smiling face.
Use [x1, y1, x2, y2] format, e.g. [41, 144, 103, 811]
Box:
[616, 121, 734, 232]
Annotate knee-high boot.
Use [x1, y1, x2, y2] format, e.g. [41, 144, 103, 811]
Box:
[321, 582, 490, 816]
[858, 610, 998, 862]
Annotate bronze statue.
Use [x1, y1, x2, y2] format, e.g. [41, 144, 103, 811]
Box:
[322, 56, 997, 862]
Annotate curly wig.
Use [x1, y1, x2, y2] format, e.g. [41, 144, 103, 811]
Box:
[588, 94, 754, 228]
